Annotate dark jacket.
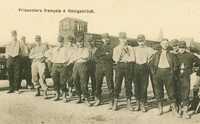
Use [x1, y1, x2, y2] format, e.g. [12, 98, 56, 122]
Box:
[150, 50, 179, 74]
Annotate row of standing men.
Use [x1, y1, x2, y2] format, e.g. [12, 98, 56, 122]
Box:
[6, 30, 200, 119]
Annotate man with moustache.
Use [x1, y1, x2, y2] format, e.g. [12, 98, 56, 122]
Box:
[113, 32, 135, 111]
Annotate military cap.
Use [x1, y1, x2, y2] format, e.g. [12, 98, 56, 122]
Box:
[119, 32, 127, 39]
[137, 34, 145, 40]
[35, 35, 41, 41]
[170, 39, 179, 47]
[21, 36, 26, 40]
[87, 35, 94, 42]
[179, 41, 187, 48]
[101, 33, 110, 40]
[11, 30, 17, 36]
[76, 35, 84, 42]
[57, 35, 64, 42]
[66, 35, 74, 41]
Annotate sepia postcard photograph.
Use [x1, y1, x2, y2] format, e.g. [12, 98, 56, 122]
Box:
[0, 0, 200, 124]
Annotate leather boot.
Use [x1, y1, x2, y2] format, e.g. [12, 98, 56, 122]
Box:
[94, 97, 101, 106]
[76, 96, 82, 104]
[44, 88, 48, 99]
[127, 99, 133, 111]
[53, 91, 60, 101]
[112, 98, 118, 111]
[62, 91, 68, 103]
[157, 102, 163, 115]
[140, 102, 147, 112]
[108, 99, 114, 110]
[35, 87, 40, 96]
[171, 103, 179, 116]
[182, 106, 190, 119]
[84, 98, 92, 107]
[134, 100, 140, 111]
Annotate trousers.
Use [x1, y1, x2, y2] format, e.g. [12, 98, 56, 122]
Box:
[7, 56, 21, 91]
[114, 62, 133, 99]
[31, 61, 47, 90]
[72, 62, 89, 98]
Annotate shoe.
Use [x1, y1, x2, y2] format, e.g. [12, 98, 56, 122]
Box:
[182, 106, 191, 119]
[7, 90, 14, 94]
[94, 97, 101, 106]
[53, 91, 60, 101]
[44, 89, 48, 99]
[16, 90, 21, 94]
[157, 102, 163, 115]
[62, 92, 69, 103]
[108, 99, 114, 110]
[76, 97, 82, 104]
[127, 99, 133, 111]
[134, 100, 140, 111]
[35, 88, 40, 96]
[84, 98, 92, 107]
[112, 99, 118, 111]
[140, 102, 147, 112]
[171, 103, 179, 116]
[183, 111, 191, 119]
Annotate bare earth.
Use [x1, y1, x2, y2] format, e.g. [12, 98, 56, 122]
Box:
[0, 80, 200, 124]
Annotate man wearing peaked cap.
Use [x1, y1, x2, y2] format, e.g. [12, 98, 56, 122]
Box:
[93, 33, 114, 108]
[87, 35, 97, 99]
[134, 34, 156, 112]
[175, 40, 200, 119]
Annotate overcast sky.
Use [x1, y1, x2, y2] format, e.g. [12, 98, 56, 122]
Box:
[1, 0, 200, 45]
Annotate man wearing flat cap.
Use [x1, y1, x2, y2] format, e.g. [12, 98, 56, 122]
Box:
[49, 35, 75, 102]
[151, 39, 179, 115]
[113, 32, 135, 111]
[6, 30, 22, 93]
[170, 39, 179, 54]
[29, 35, 49, 98]
[134, 34, 156, 112]
[176, 41, 200, 119]
[93, 33, 114, 108]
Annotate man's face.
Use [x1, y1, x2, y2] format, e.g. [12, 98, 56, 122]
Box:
[35, 38, 41, 45]
[119, 39, 127, 46]
[89, 41, 95, 47]
[77, 42, 84, 48]
[172, 46, 179, 52]
[179, 48, 186, 54]
[160, 40, 169, 50]
[21, 37, 26, 43]
[11, 35, 17, 41]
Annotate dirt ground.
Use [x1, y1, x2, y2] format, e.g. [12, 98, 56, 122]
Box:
[0, 80, 200, 124]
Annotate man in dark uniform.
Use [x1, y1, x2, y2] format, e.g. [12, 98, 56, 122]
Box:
[176, 41, 200, 119]
[87, 36, 97, 100]
[151, 39, 179, 115]
[93, 33, 114, 109]
[20, 36, 34, 89]
[6, 30, 22, 94]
